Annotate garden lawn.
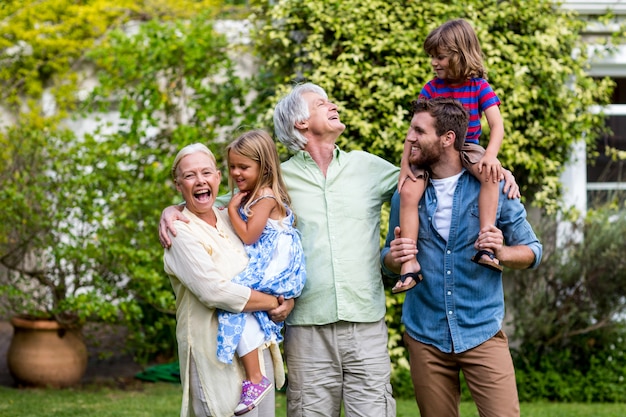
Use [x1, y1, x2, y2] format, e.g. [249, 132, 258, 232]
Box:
[0, 383, 624, 416]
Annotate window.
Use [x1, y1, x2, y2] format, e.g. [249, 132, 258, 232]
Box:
[588, 77, 626, 206]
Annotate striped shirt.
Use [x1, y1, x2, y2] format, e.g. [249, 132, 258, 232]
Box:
[419, 77, 500, 144]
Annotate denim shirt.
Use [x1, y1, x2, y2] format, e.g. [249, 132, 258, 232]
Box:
[381, 170, 542, 353]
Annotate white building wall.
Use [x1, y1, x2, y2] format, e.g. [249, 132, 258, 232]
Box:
[559, 1, 626, 215]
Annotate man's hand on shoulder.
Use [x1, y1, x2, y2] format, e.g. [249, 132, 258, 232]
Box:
[159, 204, 189, 249]
[502, 169, 521, 200]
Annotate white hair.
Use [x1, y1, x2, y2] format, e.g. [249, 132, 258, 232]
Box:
[273, 83, 328, 152]
[171, 143, 216, 180]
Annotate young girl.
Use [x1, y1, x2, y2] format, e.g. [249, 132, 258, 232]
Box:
[217, 129, 306, 415]
[393, 18, 506, 293]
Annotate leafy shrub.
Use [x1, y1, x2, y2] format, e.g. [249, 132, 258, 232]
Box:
[509, 207, 626, 402]
[0, 1, 244, 362]
[514, 327, 626, 402]
[249, 0, 613, 213]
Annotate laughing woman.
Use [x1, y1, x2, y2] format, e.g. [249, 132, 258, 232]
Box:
[163, 143, 283, 417]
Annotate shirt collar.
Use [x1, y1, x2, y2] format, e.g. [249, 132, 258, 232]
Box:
[294, 145, 342, 165]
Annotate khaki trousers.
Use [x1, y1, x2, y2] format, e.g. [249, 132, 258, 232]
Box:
[284, 319, 396, 417]
[404, 330, 520, 417]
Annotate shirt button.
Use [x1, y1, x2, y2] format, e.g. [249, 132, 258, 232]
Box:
[447, 291, 452, 295]
[448, 311, 453, 315]
[447, 250, 451, 254]
[447, 270, 451, 275]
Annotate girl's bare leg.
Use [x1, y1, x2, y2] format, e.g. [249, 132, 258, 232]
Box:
[241, 349, 263, 384]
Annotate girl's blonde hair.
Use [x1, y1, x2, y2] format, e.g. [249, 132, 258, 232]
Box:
[423, 19, 486, 83]
[226, 129, 291, 219]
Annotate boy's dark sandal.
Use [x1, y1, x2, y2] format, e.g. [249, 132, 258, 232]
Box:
[472, 250, 503, 272]
[392, 271, 424, 294]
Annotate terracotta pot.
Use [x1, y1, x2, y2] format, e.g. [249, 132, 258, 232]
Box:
[7, 316, 88, 387]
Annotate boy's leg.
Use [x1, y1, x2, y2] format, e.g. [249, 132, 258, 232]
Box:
[469, 163, 502, 271]
[394, 171, 427, 293]
[462, 146, 503, 272]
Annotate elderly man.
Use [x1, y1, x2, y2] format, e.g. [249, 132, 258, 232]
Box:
[382, 97, 542, 417]
[271, 83, 399, 417]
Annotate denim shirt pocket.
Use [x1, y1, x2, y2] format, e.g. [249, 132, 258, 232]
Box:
[418, 201, 432, 241]
[467, 203, 481, 244]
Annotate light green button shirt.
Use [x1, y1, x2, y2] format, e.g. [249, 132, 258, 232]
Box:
[282, 147, 399, 325]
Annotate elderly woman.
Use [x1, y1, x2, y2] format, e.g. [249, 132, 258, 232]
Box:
[164, 143, 283, 417]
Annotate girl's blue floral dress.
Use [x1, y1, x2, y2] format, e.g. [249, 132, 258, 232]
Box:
[217, 196, 306, 364]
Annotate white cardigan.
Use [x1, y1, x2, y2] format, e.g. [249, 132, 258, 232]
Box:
[164, 207, 283, 417]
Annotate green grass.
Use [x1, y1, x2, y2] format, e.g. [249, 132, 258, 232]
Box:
[0, 382, 624, 416]
[0, 382, 181, 417]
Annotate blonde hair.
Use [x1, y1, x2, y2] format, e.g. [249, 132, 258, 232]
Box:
[226, 129, 291, 219]
[171, 143, 217, 182]
[423, 19, 486, 83]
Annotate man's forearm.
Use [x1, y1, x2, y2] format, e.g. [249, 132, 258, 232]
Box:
[498, 245, 535, 270]
[383, 251, 402, 275]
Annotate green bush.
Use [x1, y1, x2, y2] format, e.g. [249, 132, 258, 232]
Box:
[514, 327, 626, 402]
[390, 365, 414, 400]
[0, 1, 244, 362]
[508, 207, 626, 402]
[248, 0, 614, 213]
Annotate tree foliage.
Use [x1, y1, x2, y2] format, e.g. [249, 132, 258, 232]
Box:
[81, 7, 247, 359]
[510, 208, 626, 353]
[0, 0, 156, 324]
[508, 207, 626, 402]
[0, 0, 240, 361]
[249, 0, 614, 213]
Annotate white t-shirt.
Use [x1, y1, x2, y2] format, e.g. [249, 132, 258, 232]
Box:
[430, 171, 463, 242]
